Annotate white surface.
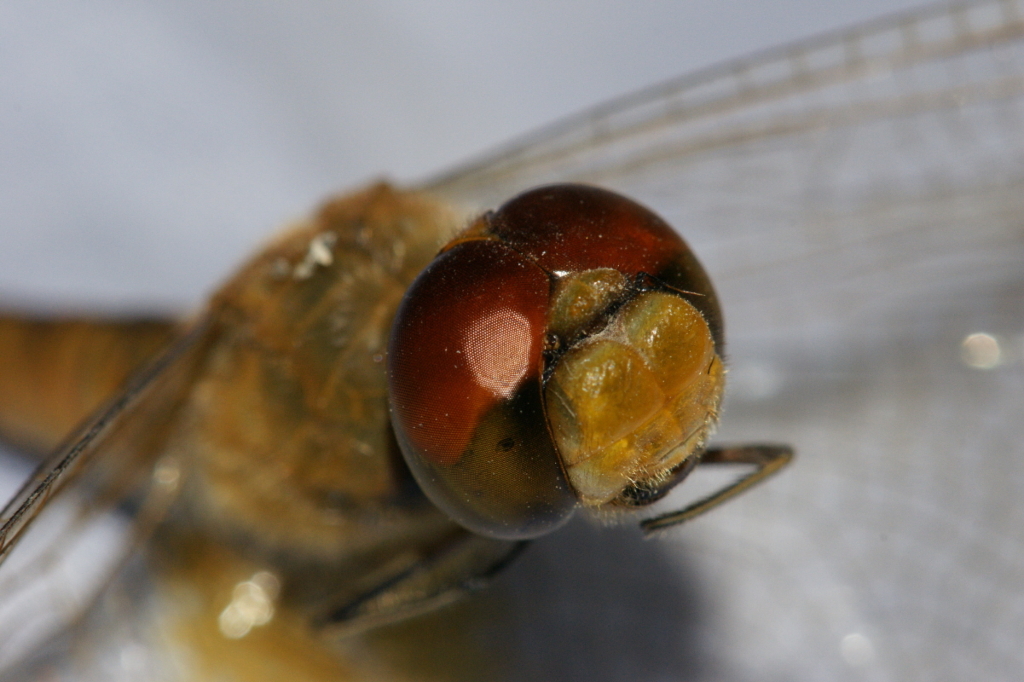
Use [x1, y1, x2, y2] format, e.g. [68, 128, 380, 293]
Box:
[0, 0, 923, 311]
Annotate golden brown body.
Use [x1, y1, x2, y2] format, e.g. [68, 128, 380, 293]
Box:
[181, 183, 461, 558]
[1, 184, 460, 553]
[0, 183, 786, 681]
[0, 184, 514, 681]
[0, 316, 176, 454]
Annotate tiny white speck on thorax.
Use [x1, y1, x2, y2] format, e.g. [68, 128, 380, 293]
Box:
[293, 231, 339, 280]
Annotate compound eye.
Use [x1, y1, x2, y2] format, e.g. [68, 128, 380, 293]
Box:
[387, 240, 576, 540]
[388, 184, 724, 540]
[487, 184, 723, 349]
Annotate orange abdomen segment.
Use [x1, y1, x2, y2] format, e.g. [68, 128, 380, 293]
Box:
[0, 314, 178, 454]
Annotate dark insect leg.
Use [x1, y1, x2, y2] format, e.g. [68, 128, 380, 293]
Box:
[317, 530, 528, 638]
[640, 444, 793, 536]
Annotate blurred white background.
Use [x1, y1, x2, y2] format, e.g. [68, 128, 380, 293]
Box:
[0, 0, 923, 312]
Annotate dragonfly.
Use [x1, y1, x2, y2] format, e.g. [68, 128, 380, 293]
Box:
[1, 1, 1024, 680]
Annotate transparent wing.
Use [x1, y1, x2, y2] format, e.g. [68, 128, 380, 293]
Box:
[0, 318, 211, 670]
[426, 0, 1024, 214]
[423, 1, 1024, 679]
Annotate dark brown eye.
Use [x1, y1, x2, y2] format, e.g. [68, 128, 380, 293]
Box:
[387, 184, 724, 540]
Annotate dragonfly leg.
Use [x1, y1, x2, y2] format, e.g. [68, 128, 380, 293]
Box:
[640, 444, 793, 536]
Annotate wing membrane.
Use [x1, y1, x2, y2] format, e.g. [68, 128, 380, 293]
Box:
[423, 0, 1024, 362]
[0, 316, 212, 668]
[425, 0, 1024, 210]
[424, 6, 1024, 675]
[0, 317, 212, 564]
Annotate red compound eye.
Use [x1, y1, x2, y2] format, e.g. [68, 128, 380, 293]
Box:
[388, 239, 576, 539]
[486, 184, 722, 349]
[387, 184, 722, 540]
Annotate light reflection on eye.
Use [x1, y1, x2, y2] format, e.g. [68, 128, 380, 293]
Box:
[463, 308, 532, 398]
[217, 571, 281, 639]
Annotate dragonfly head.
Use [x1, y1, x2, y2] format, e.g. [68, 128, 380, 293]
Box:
[388, 184, 724, 539]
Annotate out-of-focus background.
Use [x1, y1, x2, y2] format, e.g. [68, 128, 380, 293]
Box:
[0, 0, 920, 312]
[4, 2, 1024, 682]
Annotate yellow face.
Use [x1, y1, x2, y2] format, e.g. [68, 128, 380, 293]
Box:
[546, 288, 724, 506]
